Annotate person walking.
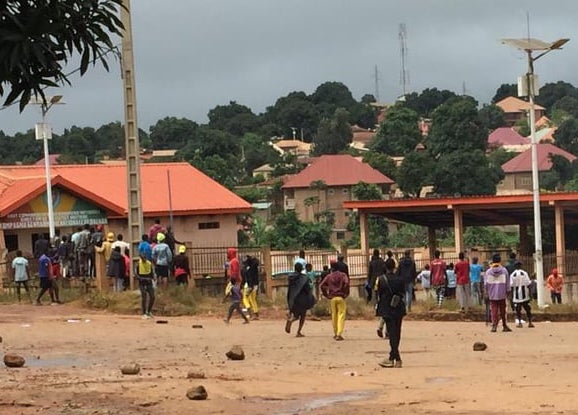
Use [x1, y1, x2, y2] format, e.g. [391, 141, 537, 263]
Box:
[483, 253, 512, 333]
[335, 254, 349, 277]
[12, 250, 32, 303]
[510, 261, 534, 328]
[245, 255, 261, 319]
[367, 249, 387, 338]
[469, 256, 483, 306]
[136, 252, 155, 319]
[417, 264, 432, 299]
[546, 268, 564, 304]
[430, 250, 447, 308]
[376, 260, 406, 368]
[223, 277, 250, 324]
[285, 262, 315, 337]
[454, 252, 471, 312]
[35, 251, 53, 305]
[396, 250, 417, 312]
[319, 261, 350, 341]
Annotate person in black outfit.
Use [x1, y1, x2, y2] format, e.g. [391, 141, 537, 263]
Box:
[285, 262, 315, 337]
[396, 250, 417, 312]
[376, 260, 406, 368]
[367, 249, 386, 302]
[336, 254, 349, 276]
[34, 234, 49, 259]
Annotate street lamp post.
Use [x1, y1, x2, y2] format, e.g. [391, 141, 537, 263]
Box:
[502, 37, 569, 308]
[32, 95, 64, 241]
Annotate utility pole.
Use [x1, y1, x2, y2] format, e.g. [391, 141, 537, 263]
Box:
[121, 0, 143, 290]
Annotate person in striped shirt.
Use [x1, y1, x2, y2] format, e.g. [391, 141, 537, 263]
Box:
[510, 261, 534, 328]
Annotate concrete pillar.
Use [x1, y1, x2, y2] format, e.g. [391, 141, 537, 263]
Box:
[453, 207, 464, 255]
[554, 204, 566, 280]
[359, 212, 369, 257]
[263, 246, 273, 299]
[428, 227, 436, 260]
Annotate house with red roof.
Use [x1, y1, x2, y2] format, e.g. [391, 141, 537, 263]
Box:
[495, 96, 546, 127]
[498, 143, 577, 193]
[0, 162, 252, 254]
[487, 127, 530, 153]
[282, 154, 394, 241]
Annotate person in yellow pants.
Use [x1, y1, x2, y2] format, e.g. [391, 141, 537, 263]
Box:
[319, 260, 350, 340]
[242, 255, 261, 319]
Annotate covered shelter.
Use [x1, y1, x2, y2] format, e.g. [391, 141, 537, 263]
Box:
[343, 192, 578, 281]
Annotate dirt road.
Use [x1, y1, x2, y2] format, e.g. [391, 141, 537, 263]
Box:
[1, 304, 577, 415]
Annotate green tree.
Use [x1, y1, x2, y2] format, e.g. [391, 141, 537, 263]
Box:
[478, 104, 506, 131]
[351, 182, 382, 200]
[149, 117, 199, 150]
[402, 88, 458, 117]
[552, 96, 578, 119]
[240, 132, 280, 175]
[431, 150, 503, 196]
[362, 152, 397, 181]
[426, 96, 486, 158]
[536, 81, 578, 113]
[396, 151, 435, 197]
[311, 81, 357, 119]
[371, 105, 421, 156]
[0, 0, 124, 110]
[265, 91, 319, 140]
[349, 102, 377, 129]
[313, 108, 352, 155]
[207, 101, 259, 137]
[553, 118, 578, 155]
[491, 83, 517, 103]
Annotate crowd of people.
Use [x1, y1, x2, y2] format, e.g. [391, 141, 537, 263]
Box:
[12, 220, 191, 313]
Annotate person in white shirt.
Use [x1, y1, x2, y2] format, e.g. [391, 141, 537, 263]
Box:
[11, 250, 32, 303]
[417, 264, 431, 299]
[111, 233, 130, 255]
[510, 261, 534, 328]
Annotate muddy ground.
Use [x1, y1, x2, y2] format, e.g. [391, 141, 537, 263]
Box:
[1, 303, 577, 415]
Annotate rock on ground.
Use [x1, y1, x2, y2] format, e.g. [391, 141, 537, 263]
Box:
[4, 353, 25, 368]
[120, 363, 141, 375]
[186, 385, 208, 400]
[226, 345, 245, 361]
[473, 342, 487, 351]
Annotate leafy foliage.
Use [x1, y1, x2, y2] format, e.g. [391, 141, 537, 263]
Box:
[371, 105, 421, 156]
[263, 210, 331, 249]
[312, 108, 352, 155]
[402, 88, 458, 117]
[396, 151, 434, 197]
[0, 0, 124, 110]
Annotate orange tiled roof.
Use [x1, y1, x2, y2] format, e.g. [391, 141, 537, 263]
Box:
[496, 96, 545, 113]
[282, 154, 394, 189]
[501, 143, 576, 173]
[0, 162, 252, 217]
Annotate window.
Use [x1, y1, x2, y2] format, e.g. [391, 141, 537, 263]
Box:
[336, 231, 345, 240]
[328, 189, 335, 195]
[198, 222, 220, 230]
[342, 188, 349, 194]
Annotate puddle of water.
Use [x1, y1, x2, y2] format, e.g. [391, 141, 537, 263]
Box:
[272, 390, 375, 415]
[25, 356, 93, 368]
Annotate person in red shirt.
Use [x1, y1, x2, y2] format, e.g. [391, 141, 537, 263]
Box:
[454, 252, 471, 312]
[227, 247, 240, 283]
[430, 250, 447, 308]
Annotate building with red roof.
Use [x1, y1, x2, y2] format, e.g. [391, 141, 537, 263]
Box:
[282, 154, 394, 239]
[495, 96, 546, 127]
[487, 127, 530, 152]
[0, 162, 252, 253]
[498, 143, 577, 193]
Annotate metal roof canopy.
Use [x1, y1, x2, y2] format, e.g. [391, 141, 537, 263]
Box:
[343, 193, 578, 228]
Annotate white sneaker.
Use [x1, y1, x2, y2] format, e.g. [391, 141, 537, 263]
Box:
[142, 314, 149, 320]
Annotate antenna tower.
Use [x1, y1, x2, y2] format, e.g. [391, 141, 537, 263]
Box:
[399, 23, 409, 96]
[373, 64, 380, 101]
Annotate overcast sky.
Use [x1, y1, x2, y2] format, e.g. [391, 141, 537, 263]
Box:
[1, 0, 578, 135]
